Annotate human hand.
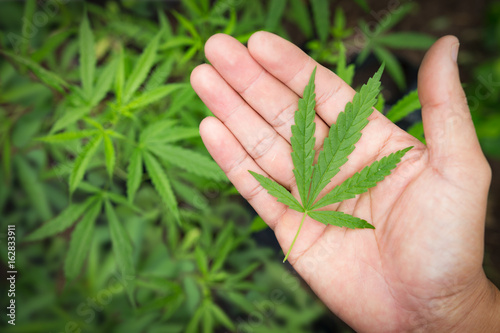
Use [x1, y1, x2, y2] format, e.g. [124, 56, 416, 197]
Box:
[190, 32, 500, 332]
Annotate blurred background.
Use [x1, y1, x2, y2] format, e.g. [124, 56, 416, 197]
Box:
[0, 0, 499, 332]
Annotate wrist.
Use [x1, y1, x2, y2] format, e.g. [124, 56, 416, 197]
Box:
[435, 274, 500, 332]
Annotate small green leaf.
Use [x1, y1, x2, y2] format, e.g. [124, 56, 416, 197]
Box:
[202, 304, 214, 333]
[377, 32, 436, 50]
[291, 67, 317, 206]
[265, 0, 287, 32]
[69, 134, 103, 193]
[185, 303, 204, 333]
[115, 45, 125, 106]
[105, 200, 135, 304]
[354, 0, 370, 12]
[1, 50, 69, 93]
[123, 32, 161, 104]
[125, 84, 186, 110]
[311, 0, 330, 43]
[103, 134, 115, 177]
[143, 151, 180, 223]
[51, 106, 92, 133]
[151, 145, 226, 182]
[37, 130, 97, 143]
[248, 170, 303, 212]
[139, 119, 177, 144]
[336, 43, 355, 86]
[407, 121, 425, 144]
[308, 210, 374, 229]
[15, 156, 52, 221]
[144, 57, 175, 92]
[127, 147, 143, 202]
[79, 13, 96, 100]
[172, 11, 200, 39]
[250, 215, 268, 233]
[194, 246, 208, 276]
[373, 46, 406, 90]
[385, 89, 421, 123]
[312, 147, 413, 210]
[90, 58, 117, 106]
[64, 199, 102, 281]
[210, 303, 235, 331]
[289, 0, 313, 38]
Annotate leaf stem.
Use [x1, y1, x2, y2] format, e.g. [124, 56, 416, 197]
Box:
[283, 212, 308, 263]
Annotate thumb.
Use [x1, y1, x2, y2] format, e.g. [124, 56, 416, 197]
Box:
[418, 35, 487, 176]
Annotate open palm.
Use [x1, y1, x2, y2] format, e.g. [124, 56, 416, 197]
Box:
[191, 32, 495, 332]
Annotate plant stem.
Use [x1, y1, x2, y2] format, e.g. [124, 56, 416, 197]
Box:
[283, 212, 307, 263]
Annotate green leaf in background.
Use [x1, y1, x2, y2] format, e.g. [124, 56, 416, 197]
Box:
[79, 13, 96, 100]
[151, 144, 226, 182]
[311, 0, 330, 43]
[308, 210, 374, 229]
[385, 89, 421, 123]
[126, 84, 186, 110]
[20, 0, 36, 55]
[64, 198, 102, 281]
[50, 105, 92, 133]
[105, 200, 136, 305]
[172, 11, 201, 40]
[144, 57, 175, 92]
[37, 129, 97, 143]
[250, 215, 268, 233]
[139, 120, 177, 144]
[377, 32, 436, 50]
[336, 43, 355, 86]
[143, 151, 180, 223]
[15, 156, 52, 221]
[194, 246, 208, 276]
[90, 58, 117, 106]
[31, 29, 75, 63]
[127, 147, 143, 202]
[373, 46, 406, 90]
[160, 127, 200, 144]
[289, 0, 313, 38]
[210, 303, 235, 331]
[69, 134, 103, 193]
[354, 0, 370, 12]
[312, 147, 413, 210]
[1, 51, 69, 93]
[265, 0, 287, 32]
[103, 133, 116, 177]
[123, 32, 161, 104]
[26, 196, 99, 241]
[407, 121, 425, 144]
[115, 45, 125, 106]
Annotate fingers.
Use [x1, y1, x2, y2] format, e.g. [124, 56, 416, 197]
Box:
[203, 33, 330, 148]
[199, 117, 288, 230]
[191, 64, 296, 189]
[418, 36, 490, 179]
[248, 31, 387, 128]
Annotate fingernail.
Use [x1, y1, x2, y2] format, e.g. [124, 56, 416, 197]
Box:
[451, 42, 460, 63]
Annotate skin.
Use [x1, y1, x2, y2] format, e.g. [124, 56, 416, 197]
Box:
[190, 31, 500, 332]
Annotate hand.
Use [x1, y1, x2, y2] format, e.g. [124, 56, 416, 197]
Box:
[191, 32, 500, 332]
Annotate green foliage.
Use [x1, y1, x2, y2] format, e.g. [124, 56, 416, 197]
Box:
[385, 89, 421, 123]
[4, 1, 497, 332]
[357, 2, 436, 90]
[250, 66, 411, 261]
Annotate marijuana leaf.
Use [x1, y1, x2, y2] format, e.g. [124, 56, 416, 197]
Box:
[249, 66, 412, 262]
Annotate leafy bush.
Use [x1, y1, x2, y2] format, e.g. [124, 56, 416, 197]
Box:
[0, 1, 498, 332]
